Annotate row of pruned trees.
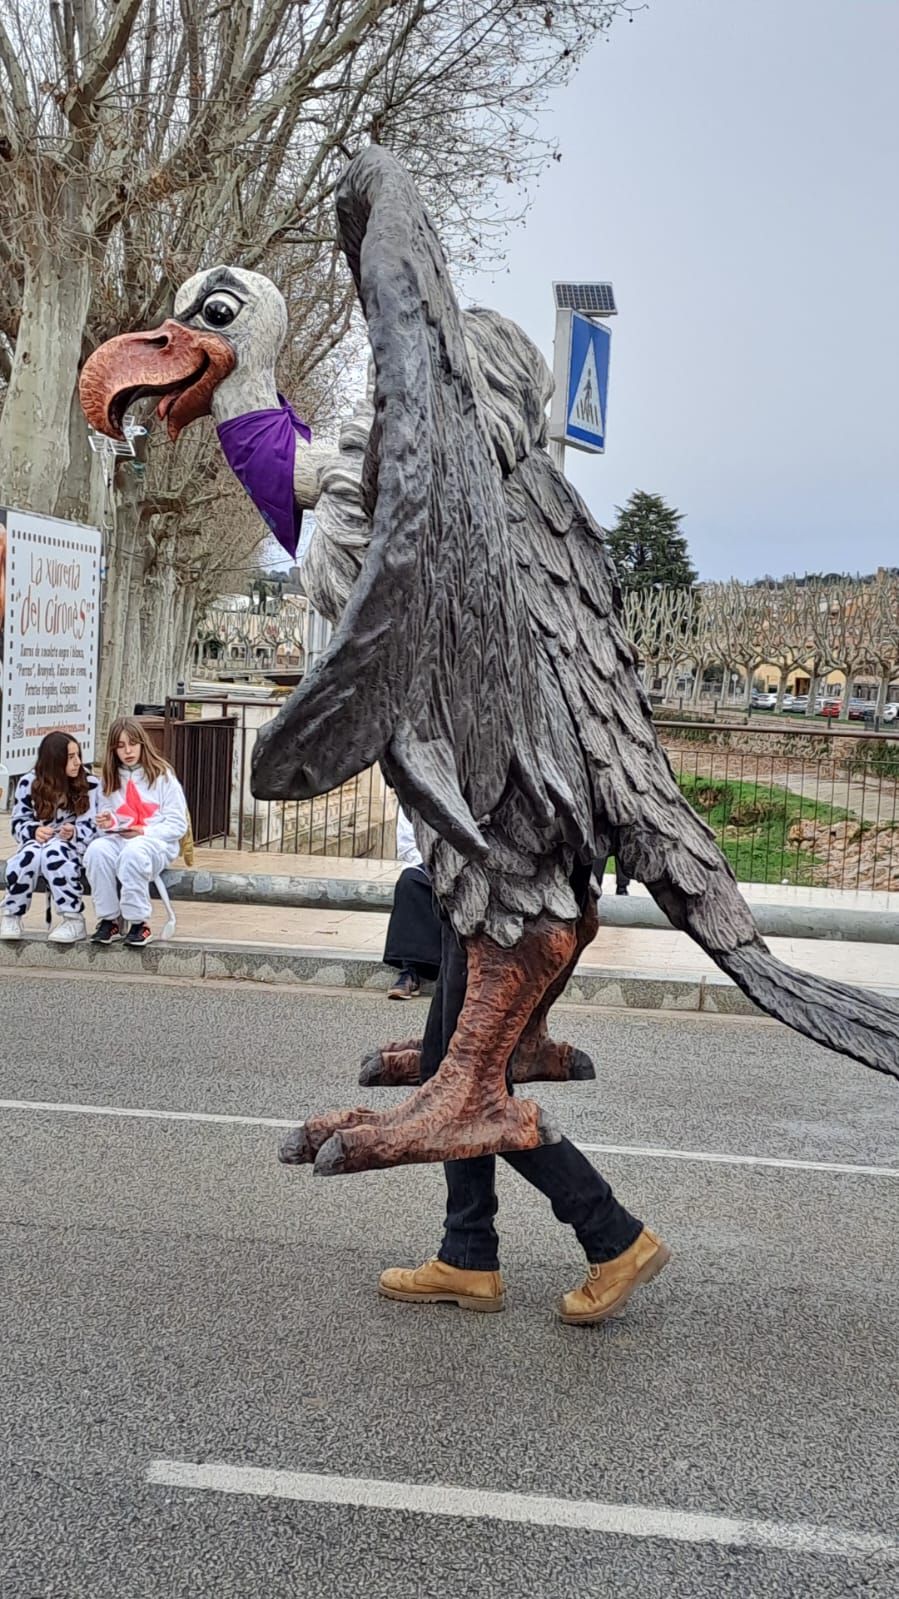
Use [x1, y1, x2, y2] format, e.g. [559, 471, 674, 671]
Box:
[623, 572, 899, 719]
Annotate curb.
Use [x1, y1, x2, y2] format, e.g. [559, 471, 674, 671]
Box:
[2, 935, 896, 1018]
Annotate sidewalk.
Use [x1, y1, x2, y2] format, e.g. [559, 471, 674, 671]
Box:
[123, 897, 899, 991]
[1, 868, 896, 1016]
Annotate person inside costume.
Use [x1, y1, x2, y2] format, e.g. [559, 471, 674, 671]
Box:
[85, 719, 188, 948]
[1, 732, 100, 944]
[379, 862, 668, 1322]
[383, 806, 442, 1001]
[80, 148, 898, 1327]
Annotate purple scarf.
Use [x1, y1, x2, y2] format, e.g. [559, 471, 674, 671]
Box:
[217, 396, 312, 560]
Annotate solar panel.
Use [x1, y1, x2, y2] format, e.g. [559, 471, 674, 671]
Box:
[553, 282, 617, 316]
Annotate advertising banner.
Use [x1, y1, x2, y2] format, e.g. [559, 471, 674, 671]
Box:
[0, 507, 101, 775]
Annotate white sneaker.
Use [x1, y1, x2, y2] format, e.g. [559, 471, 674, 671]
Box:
[0, 914, 22, 940]
[47, 914, 87, 944]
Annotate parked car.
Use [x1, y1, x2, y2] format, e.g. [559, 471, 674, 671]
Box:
[782, 695, 809, 714]
[750, 691, 778, 709]
[816, 699, 877, 721]
[883, 703, 898, 723]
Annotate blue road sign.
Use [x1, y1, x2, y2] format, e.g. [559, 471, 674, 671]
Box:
[550, 311, 611, 454]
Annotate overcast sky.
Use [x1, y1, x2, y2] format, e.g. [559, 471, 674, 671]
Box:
[462, 0, 898, 582]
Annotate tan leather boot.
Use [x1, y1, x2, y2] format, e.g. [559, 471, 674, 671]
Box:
[559, 1226, 671, 1325]
[379, 1258, 505, 1313]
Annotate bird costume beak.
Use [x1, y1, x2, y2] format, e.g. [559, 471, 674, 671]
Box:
[79, 319, 235, 441]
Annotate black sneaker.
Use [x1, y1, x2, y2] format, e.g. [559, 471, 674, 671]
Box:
[91, 918, 121, 945]
[124, 922, 154, 948]
[388, 969, 420, 1001]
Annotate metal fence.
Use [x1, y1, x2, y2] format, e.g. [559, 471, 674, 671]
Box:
[164, 697, 899, 888]
[655, 720, 899, 891]
[165, 695, 398, 858]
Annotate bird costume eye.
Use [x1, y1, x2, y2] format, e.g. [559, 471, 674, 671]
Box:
[202, 292, 241, 328]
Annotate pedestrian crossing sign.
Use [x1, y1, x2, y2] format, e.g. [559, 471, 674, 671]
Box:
[549, 310, 611, 453]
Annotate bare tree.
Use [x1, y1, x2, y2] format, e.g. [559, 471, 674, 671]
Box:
[756, 579, 814, 711]
[696, 581, 767, 709]
[817, 576, 874, 720]
[860, 570, 899, 718]
[623, 584, 696, 701]
[801, 580, 842, 717]
[687, 586, 724, 707]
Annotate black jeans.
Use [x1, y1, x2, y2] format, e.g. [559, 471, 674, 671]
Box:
[420, 922, 642, 1272]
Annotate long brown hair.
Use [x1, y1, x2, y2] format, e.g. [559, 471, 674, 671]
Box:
[31, 731, 91, 820]
[102, 717, 171, 794]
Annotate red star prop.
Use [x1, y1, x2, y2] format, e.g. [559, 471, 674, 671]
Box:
[116, 779, 159, 829]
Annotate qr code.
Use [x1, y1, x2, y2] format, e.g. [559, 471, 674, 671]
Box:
[11, 703, 24, 740]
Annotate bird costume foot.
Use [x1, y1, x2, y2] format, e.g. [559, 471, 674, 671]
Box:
[282, 918, 576, 1175]
[358, 1038, 423, 1087]
[358, 1033, 595, 1087]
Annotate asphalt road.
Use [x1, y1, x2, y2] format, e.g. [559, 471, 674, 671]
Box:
[1, 971, 898, 1598]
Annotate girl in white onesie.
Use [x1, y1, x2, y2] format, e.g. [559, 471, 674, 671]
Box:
[85, 718, 188, 948]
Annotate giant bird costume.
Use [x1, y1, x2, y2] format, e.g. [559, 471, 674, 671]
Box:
[81, 149, 898, 1179]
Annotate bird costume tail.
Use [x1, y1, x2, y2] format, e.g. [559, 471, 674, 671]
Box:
[715, 940, 899, 1080]
[616, 826, 899, 1082]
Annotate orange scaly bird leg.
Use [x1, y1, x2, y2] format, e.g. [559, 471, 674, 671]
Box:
[306, 916, 578, 1175]
[356, 899, 599, 1089]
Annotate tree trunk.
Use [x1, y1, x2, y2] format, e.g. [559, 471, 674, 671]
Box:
[0, 248, 93, 514]
[97, 458, 148, 733]
[140, 564, 168, 698]
[775, 667, 788, 712]
[838, 669, 854, 721]
[804, 667, 820, 717]
[170, 585, 197, 689]
[55, 384, 101, 525]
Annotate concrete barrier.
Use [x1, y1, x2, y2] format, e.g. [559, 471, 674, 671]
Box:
[3, 858, 895, 942]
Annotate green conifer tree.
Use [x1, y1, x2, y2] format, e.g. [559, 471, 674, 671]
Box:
[606, 491, 698, 591]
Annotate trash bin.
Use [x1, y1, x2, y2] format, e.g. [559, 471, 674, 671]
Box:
[130, 706, 236, 844]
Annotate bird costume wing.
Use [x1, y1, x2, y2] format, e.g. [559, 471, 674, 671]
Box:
[252, 147, 898, 1081]
[506, 444, 899, 1080]
[252, 147, 553, 863]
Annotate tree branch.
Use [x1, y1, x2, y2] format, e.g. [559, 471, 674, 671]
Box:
[0, 16, 32, 135]
[63, 0, 145, 132]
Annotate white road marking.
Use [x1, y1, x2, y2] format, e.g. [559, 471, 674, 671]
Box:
[0, 1098, 292, 1130]
[577, 1142, 899, 1179]
[1, 1098, 897, 1179]
[146, 1459, 899, 1561]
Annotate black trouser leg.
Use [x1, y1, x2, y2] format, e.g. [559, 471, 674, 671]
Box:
[421, 924, 642, 1271]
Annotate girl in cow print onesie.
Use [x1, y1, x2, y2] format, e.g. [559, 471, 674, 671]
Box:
[1, 732, 100, 943]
